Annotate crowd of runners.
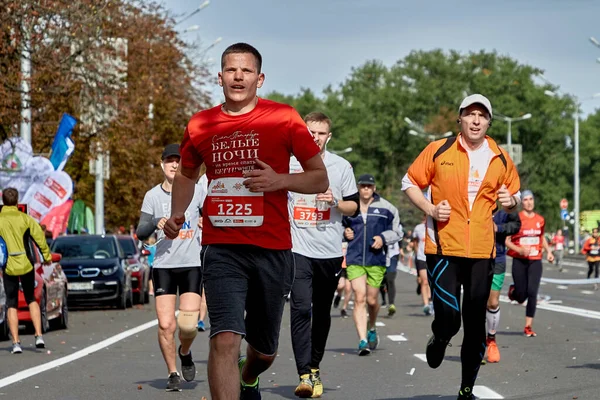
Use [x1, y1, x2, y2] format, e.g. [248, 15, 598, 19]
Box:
[132, 42, 568, 400]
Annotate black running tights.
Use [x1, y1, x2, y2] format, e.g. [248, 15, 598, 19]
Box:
[511, 258, 543, 318]
[426, 255, 493, 389]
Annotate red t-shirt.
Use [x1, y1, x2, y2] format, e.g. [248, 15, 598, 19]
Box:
[180, 98, 320, 250]
[507, 211, 545, 260]
[551, 235, 565, 251]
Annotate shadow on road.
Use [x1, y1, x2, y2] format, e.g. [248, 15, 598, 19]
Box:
[325, 347, 359, 355]
[375, 395, 455, 400]
[134, 377, 204, 391]
[262, 384, 340, 400]
[567, 363, 600, 370]
[496, 331, 525, 336]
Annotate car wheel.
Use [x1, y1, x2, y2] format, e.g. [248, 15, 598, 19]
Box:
[58, 291, 68, 329]
[115, 286, 127, 310]
[126, 287, 133, 308]
[40, 289, 50, 333]
[143, 282, 150, 304]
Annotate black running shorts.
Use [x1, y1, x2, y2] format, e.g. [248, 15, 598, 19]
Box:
[152, 267, 202, 296]
[3, 269, 36, 308]
[416, 260, 428, 272]
[201, 244, 294, 356]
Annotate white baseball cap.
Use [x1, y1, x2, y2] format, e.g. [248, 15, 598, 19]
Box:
[459, 94, 493, 118]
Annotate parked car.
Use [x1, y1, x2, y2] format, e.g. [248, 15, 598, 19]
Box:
[116, 235, 150, 304]
[0, 246, 66, 338]
[51, 235, 133, 309]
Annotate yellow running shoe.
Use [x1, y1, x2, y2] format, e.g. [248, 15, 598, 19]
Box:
[310, 369, 323, 398]
[294, 374, 313, 398]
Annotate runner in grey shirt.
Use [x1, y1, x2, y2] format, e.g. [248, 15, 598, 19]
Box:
[136, 144, 207, 392]
[412, 217, 433, 315]
[288, 112, 359, 398]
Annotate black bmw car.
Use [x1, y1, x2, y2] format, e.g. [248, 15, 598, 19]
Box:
[51, 235, 133, 309]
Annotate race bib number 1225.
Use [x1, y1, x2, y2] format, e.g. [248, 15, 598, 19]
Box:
[205, 178, 264, 227]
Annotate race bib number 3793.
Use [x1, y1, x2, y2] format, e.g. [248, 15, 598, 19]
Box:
[205, 178, 264, 227]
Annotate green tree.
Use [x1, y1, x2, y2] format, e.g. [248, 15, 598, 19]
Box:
[267, 49, 584, 230]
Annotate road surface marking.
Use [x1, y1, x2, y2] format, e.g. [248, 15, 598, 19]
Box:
[473, 385, 504, 399]
[376, 321, 386, 327]
[499, 295, 600, 320]
[414, 353, 427, 362]
[0, 318, 159, 389]
[388, 334, 407, 341]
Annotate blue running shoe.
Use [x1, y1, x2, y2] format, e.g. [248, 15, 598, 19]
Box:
[358, 339, 371, 356]
[367, 329, 379, 350]
[197, 320, 206, 332]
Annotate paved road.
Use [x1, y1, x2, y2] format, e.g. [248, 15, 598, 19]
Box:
[0, 259, 598, 400]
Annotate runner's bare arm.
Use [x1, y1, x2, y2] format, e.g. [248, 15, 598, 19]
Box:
[164, 165, 201, 239]
[543, 236, 555, 262]
[542, 236, 552, 255]
[505, 235, 527, 256]
[172, 165, 201, 215]
[403, 187, 435, 216]
[337, 194, 359, 216]
[316, 190, 358, 216]
[405, 188, 451, 222]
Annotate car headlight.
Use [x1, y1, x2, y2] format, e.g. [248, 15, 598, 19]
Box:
[101, 266, 119, 276]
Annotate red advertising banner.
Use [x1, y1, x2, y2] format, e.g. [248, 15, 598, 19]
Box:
[41, 200, 73, 239]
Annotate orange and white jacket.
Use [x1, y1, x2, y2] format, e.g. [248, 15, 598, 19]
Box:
[403, 134, 520, 259]
[582, 236, 600, 262]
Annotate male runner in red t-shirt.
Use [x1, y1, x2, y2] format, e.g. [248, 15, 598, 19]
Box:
[506, 190, 554, 337]
[164, 43, 328, 400]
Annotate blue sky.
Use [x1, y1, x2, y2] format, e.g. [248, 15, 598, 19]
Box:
[163, 0, 600, 115]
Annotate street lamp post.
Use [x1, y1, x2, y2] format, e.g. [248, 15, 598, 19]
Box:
[495, 113, 532, 160]
[544, 88, 600, 253]
[176, 1, 210, 26]
[405, 117, 452, 141]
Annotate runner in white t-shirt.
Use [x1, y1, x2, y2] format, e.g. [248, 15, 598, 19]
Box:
[412, 216, 433, 315]
[136, 144, 207, 392]
[289, 112, 359, 398]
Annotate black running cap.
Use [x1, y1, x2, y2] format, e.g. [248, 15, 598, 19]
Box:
[161, 144, 180, 160]
[357, 174, 376, 185]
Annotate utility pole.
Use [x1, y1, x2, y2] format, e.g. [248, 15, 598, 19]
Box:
[90, 143, 110, 234]
[20, 27, 31, 146]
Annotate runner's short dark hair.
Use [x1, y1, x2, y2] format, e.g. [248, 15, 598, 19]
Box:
[2, 187, 18, 206]
[221, 43, 262, 73]
[304, 112, 332, 130]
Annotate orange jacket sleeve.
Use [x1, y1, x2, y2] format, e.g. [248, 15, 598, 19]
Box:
[582, 239, 590, 255]
[406, 142, 438, 189]
[503, 157, 521, 196]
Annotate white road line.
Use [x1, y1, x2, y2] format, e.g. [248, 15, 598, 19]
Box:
[473, 385, 504, 399]
[407, 367, 415, 375]
[0, 318, 159, 389]
[399, 265, 600, 321]
[376, 321, 386, 327]
[499, 295, 600, 320]
[413, 355, 504, 398]
[556, 285, 569, 289]
[581, 290, 595, 295]
[387, 334, 407, 342]
[542, 277, 600, 285]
